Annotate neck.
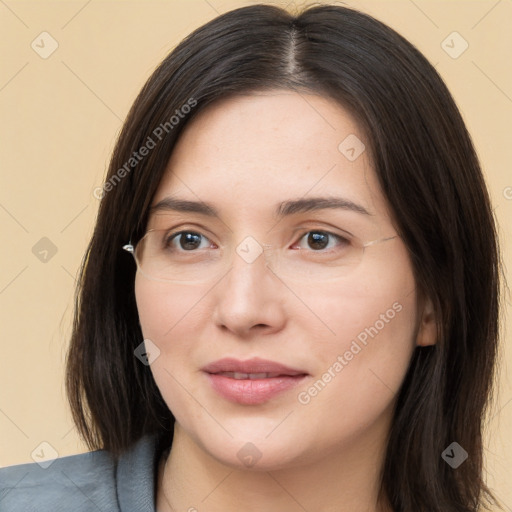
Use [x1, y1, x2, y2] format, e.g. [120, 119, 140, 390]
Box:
[157, 423, 392, 512]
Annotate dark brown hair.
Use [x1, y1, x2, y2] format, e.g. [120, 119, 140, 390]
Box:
[66, 3, 501, 511]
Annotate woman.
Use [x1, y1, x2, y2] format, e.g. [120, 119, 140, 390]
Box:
[0, 3, 501, 511]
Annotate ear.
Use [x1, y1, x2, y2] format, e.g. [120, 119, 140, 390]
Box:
[416, 296, 437, 347]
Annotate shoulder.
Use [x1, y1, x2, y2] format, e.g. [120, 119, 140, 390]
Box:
[0, 434, 163, 512]
[0, 448, 116, 511]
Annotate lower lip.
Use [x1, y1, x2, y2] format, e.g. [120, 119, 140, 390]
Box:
[205, 373, 308, 405]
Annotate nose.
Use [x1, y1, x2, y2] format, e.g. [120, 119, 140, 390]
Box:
[211, 245, 287, 338]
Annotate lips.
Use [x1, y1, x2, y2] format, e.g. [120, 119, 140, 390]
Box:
[215, 372, 285, 379]
[202, 357, 308, 405]
[201, 357, 307, 376]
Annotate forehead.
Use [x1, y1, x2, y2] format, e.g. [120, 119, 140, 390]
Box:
[152, 91, 392, 226]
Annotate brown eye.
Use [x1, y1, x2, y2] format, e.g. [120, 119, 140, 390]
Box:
[307, 232, 329, 250]
[295, 231, 349, 252]
[167, 231, 210, 251]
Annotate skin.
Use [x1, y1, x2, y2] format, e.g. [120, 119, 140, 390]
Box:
[135, 91, 437, 512]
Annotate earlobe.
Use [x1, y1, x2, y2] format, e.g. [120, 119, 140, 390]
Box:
[416, 297, 437, 347]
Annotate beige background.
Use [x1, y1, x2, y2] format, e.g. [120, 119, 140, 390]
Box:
[0, 0, 510, 508]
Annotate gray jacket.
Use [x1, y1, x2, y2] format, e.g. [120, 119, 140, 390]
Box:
[0, 434, 162, 511]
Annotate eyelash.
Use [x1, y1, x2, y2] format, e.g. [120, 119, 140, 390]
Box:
[164, 229, 351, 254]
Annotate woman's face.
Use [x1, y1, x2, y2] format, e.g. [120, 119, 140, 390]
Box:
[135, 91, 434, 471]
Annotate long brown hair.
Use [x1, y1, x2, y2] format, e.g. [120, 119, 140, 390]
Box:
[66, 4, 501, 510]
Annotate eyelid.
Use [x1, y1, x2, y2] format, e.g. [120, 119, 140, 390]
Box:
[157, 223, 219, 243]
[290, 224, 355, 242]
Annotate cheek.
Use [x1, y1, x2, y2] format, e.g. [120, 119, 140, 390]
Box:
[135, 275, 207, 423]
[291, 297, 418, 459]
[294, 254, 418, 430]
[135, 275, 208, 342]
[299, 284, 417, 386]
[134, 276, 208, 393]
[295, 253, 417, 361]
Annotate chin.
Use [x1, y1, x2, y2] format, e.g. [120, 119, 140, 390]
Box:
[208, 439, 306, 472]
[184, 422, 318, 473]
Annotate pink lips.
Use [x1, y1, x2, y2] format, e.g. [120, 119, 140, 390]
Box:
[202, 357, 308, 405]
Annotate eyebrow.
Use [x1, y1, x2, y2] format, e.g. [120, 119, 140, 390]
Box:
[149, 196, 371, 218]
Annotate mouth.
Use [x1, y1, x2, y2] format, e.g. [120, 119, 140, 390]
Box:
[202, 357, 309, 405]
[214, 371, 295, 379]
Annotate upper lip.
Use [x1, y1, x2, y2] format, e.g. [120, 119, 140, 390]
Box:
[202, 357, 308, 376]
